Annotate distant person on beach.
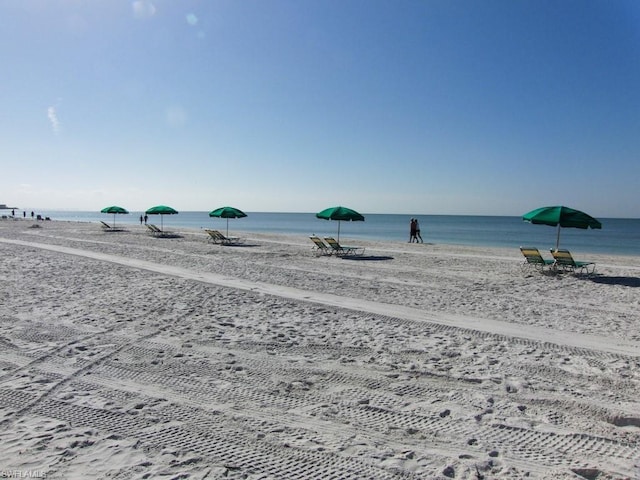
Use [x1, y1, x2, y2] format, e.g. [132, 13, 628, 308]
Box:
[140, 215, 143, 225]
[409, 218, 417, 243]
[414, 218, 423, 243]
[144, 214, 148, 224]
[31, 211, 34, 219]
[23, 211, 26, 218]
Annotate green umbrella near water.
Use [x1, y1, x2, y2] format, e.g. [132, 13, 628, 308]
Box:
[316, 206, 365, 242]
[100, 205, 129, 228]
[209, 206, 247, 236]
[145, 205, 178, 232]
[522, 205, 602, 251]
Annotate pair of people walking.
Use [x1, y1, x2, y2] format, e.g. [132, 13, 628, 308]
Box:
[409, 218, 423, 243]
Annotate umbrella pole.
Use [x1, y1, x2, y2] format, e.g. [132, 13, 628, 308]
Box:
[227, 218, 229, 237]
[555, 225, 560, 251]
[337, 221, 341, 243]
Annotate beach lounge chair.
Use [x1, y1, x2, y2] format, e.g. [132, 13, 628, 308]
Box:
[520, 247, 555, 271]
[146, 224, 164, 236]
[101, 220, 125, 232]
[147, 224, 179, 237]
[219, 231, 243, 245]
[205, 229, 243, 245]
[550, 249, 596, 275]
[205, 229, 224, 243]
[324, 237, 365, 257]
[309, 236, 332, 256]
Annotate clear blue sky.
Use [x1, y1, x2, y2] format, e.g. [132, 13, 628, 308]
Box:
[2, 0, 639, 217]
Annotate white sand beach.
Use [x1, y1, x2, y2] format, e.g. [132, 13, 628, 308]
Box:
[0, 219, 639, 479]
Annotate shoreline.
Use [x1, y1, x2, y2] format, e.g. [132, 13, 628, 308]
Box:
[4, 211, 636, 257]
[5, 216, 640, 261]
[0, 219, 639, 478]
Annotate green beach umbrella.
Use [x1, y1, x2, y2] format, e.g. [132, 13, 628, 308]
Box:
[145, 205, 178, 232]
[100, 205, 129, 228]
[209, 206, 247, 236]
[316, 206, 365, 242]
[523, 205, 602, 251]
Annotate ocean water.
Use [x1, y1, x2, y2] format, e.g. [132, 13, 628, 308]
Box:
[20, 210, 640, 256]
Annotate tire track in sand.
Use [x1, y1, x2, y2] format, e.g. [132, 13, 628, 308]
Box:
[2, 237, 639, 478]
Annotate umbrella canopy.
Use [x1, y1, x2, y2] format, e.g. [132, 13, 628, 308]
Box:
[100, 205, 129, 228]
[145, 205, 178, 231]
[523, 205, 602, 250]
[209, 206, 247, 236]
[316, 206, 365, 242]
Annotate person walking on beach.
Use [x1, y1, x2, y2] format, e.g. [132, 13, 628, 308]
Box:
[414, 218, 423, 243]
[144, 214, 148, 224]
[140, 215, 143, 225]
[409, 218, 417, 243]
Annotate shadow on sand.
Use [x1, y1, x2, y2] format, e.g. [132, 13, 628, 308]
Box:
[589, 276, 640, 288]
[221, 243, 259, 248]
[152, 232, 182, 239]
[342, 255, 394, 261]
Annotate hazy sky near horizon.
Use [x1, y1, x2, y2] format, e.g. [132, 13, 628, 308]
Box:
[2, 1, 639, 217]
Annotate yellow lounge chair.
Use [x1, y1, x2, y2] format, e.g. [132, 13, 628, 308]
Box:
[551, 249, 596, 275]
[205, 229, 225, 243]
[520, 247, 555, 271]
[101, 220, 125, 232]
[205, 229, 243, 245]
[147, 224, 173, 236]
[324, 237, 365, 256]
[309, 236, 332, 256]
